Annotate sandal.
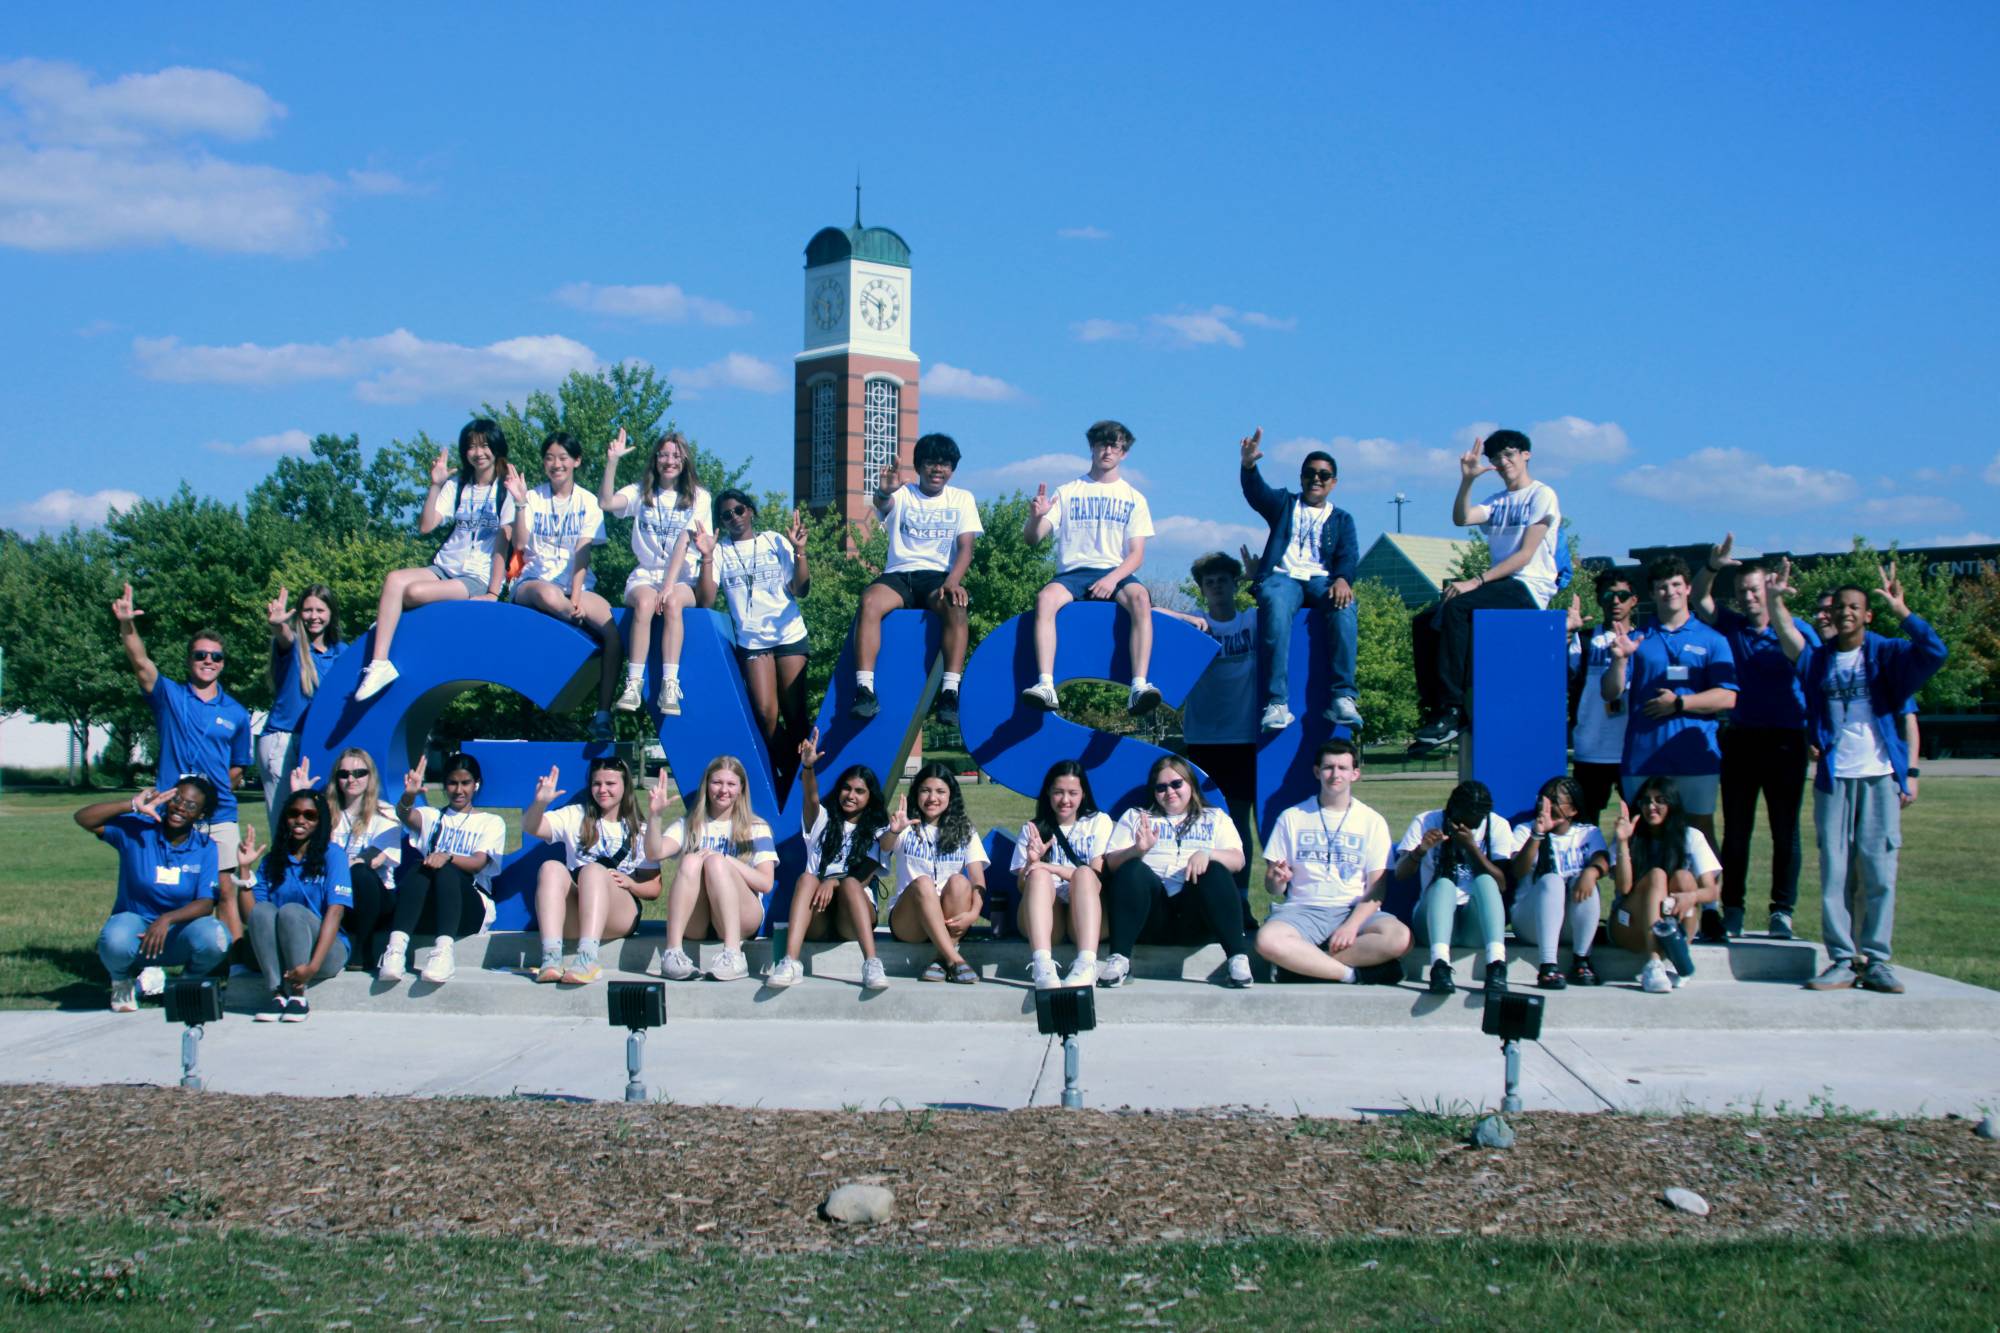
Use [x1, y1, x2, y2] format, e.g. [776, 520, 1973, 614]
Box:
[919, 961, 947, 983]
[947, 960, 979, 985]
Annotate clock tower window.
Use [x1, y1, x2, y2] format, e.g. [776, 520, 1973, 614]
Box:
[809, 379, 837, 507]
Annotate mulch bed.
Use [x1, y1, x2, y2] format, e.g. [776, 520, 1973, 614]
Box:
[1, 1087, 1994, 1252]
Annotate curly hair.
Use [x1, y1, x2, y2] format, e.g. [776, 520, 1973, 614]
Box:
[906, 762, 973, 857]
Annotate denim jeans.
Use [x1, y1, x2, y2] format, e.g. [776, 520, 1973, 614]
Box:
[97, 912, 231, 983]
[1255, 573, 1357, 709]
[1816, 774, 1900, 964]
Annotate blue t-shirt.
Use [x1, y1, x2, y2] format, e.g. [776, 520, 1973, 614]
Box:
[147, 676, 253, 822]
[1712, 608, 1816, 729]
[264, 638, 343, 733]
[1622, 618, 1739, 777]
[100, 813, 220, 922]
[252, 852, 355, 938]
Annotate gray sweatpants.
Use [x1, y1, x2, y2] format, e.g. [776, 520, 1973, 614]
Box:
[246, 901, 350, 991]
[1815, 774, 1900, 965]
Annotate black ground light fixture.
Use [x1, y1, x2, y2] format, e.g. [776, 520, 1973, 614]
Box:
[164, 978, 223, 1091]
[1034, 986, 1097, 1109]
[607, 980, 666, 1103]
[1481, 990, 1544, 1114]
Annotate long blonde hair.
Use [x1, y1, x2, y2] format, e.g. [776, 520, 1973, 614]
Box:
[683, 755, 760, 862]
[330, 747, 392, 850]
[279, 584, 342, 699]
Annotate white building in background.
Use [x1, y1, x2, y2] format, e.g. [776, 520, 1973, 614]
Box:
[0, 714, 113, 777]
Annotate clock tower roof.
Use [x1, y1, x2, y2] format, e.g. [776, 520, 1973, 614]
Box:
[804, 222, 910, 270]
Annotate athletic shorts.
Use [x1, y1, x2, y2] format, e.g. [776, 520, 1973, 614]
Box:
[204, 820, 243, 881]
[873, 569, 950, 607]
[511, 577, 599, 605]
[1051, 567, 1140, 600]
[427, 565, 489, 597]
[1265, 899, 1356, 947]
[625, 565, 697, 597]
[735, 638, 809, 664]
[1622, 772, 1719, 817]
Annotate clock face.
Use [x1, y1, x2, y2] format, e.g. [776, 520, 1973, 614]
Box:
[859, 277, 901, 332]
[810, 277, 844, 331]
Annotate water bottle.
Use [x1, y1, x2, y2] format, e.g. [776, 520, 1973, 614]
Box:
[1653, 917, 1696, 978]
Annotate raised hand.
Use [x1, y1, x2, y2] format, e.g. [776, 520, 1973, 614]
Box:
[1030, 483, 1054, 522]
[877, 460, 899, 494]
[1265, 857, 1293, 889]
[1418, 826, 1448, 852]
[502, 463, 529, 504]
[787, 508, 808, 556]
[1706, 532, 1740, 572]
[1239, 427, 1263, 469]
[1239, 543, 1256, 571]
[1875, 559, 1910, 618]
[797, 727, 823, 771]
[266, 587, 291, 629]
[237, 822, 262, 875]
[1613, 799, 1635, 844]
[1019, 824, 1047, 865]
[1608, 625, 1638, 660]
[131, 786, 163, 819]
[403, 756, 427, 798]
[1766, 556, 1796, 600]
[1532, 795, 1555, 837]
[1565, 592, 1585, 634]
[648, 776, 675, 817]
[532, 765, 564, 807]
[692, 527, 716, 558]
[429, 448, 452, 487]
[1458, 441, 1493, 482]
[606, 427, 632, 465]
[887, 809, 912, 838]
[1133, 818, 1160, 854]
[111, 582, 144, 624]
[288, 757, 313, 793]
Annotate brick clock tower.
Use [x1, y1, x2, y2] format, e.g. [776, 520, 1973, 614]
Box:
[794, 199, 919, 528]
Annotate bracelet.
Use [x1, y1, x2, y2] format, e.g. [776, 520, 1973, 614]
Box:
[1906, 766, 1921, 778]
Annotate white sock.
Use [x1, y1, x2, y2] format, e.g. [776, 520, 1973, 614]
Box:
[1132, 676, 1152, 690]
[433, 935, 454, 951]
[663, 663, 679, 682]
[1038, 673, 1055, 688]
[1032, 948, 1053, 964]
[539, 937, 561, 966]
[577, 936, 600, 964]
[624, 663, 643, 683]
[1335, 964, 1358, 983]
[1429, 943, 1450, 964]
[857, 670, 875, 689]
[942, 671, 962, 689]
[1486, 942, 1507, 965]
[1075, 951, 1096, 965]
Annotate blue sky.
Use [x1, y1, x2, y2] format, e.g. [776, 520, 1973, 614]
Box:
[5, 2, 1997, 574]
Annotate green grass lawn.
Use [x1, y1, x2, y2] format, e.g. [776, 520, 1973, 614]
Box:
[3, 775, 1993, 1007]
[3, 1211, 1996, 1329]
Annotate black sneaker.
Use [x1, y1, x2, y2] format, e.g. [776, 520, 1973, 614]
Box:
[1696, 910, 1729, 945]
[849, 685, 880, 720]
[1427, 959, 1454, 995]
[931, 688, 959, 727]
[253, 994, 286, 1022]
[1483, 960, 1509, 993]
[281, 995, 309, 1022]
[1410, 712, 1462, 752]
[1568, 956, 1602, 987]
[1355, 960, 1406, 986]
[1535, 963, 1568, 990]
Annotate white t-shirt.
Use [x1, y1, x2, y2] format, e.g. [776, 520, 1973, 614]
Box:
[517, 484, 606, 588]
[1264, 797, 1392, 909]
[539, 804, 657, 876]
[666, 814, 778, 866]
[615, 483, 712, 584]
[1047, 475, 1153, 573]
[802, 808, 878, 879]
[715, 531, 807, 650]
[890, 823, 990, 902]
[1009, 812, 1114, 902]
[431, 479, 517, 581]
[332, 803, 403, 893]
[1614, 827, 1721, 881]
[1827, 648, 1892, 779]
[410, 805, 509, 891]
[1510, 821, 1610, 889]
[1180, 609, 1259, 745]
[1278, 501, 1334, 581]
[884, 484, 983, 574]
[1571, 626, 1638, 765]
[1396, 810, 1521, 904]
[1107, 805, 1242, 895]
[1479, 480, 1561, 608]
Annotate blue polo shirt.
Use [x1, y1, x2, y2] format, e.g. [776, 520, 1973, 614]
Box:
[147, 676, 253, 823]
[251, 852, 355, 938]
[1712, 608, 1816, 729]
[264, 639, 343, 734]
[99, 813, 220, 922]
[1621, 617, 1738, 777]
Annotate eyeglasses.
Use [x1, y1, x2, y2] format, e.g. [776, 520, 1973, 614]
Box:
[1637, 796, 1671, 809]
[190, 650, 225, 663]
[1601, 589, 1636, 602]
[162, 795, 206, 814]
[335, 768, 370, 781]
[1300, 468, 1334, 483]
[1153, 778, 1187, 794]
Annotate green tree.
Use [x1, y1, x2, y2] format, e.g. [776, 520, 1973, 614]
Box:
[1785, 539, 1982, 712]
[1353, 577, 1421, 744]
[0, 527, 131, 784]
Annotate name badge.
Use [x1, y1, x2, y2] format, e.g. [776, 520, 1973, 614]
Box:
[154, 865, 183, 886]
[1665, 665, 1691, 682]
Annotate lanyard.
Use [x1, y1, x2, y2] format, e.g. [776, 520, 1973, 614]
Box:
[1314, 802, 1353, 866]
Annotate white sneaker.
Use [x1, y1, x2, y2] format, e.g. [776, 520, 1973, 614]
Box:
[1260, 702, 1294, 732]
[136, 966, 167, 997]
[1127, 682, 1163, 715]
[1639, 958, 1672, 994]
[1028, 956, 1061, 990]
[108, 980, 138, 1013]
[377, 933, 410, 983]
[613, 677, 644, 713]
[1226, 953, 1254, 988]
[766, 957, 803, 988]
[658, 677, 683, 716]
[1097, 953, 1131, 987]
[419, 938, 456, 984]
[860, 957, 889, 991]
[1325, 696, 1364, 728]
[354, 660, 399, 701]
[708, 948, 749, 982]
[1668, 964, 1687, 990]
[1064, 957, 1099, 988]
[659, 947, 697, 980]
[1021, 681, 1061, 711]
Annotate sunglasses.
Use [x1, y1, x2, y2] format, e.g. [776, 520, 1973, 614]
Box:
[1601, 589, 1636, 602]
[1300, 468, 1334, 483]
[283, 807, 322, 823]
[190, 650, 225, 663]
[335, 768, 370, 781]
[1153, 778, 1187, 794]
[719, 503, 751, 518]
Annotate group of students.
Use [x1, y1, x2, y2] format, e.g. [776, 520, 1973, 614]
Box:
[82, 418, 1946, 1015]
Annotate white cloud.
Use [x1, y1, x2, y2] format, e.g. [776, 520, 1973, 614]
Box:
[668, 352, 783, 396]
[1149, 514, 1266, 554]
[921, 362, 1023, 402]
[1057, 226, 1111, 240]
[8, 486, 140, 529]
[0, 59, 283, 147]
[960, 452, 1150, 492]
[1237, 311, 1298, 332]
[1150, 306, 1244, 348]
[1985, 451, 2000, 485]
[553, 281, 752, 327]
[1921, 530, 1998, 546]
[1072, 318, 1137, 343]
[1856, 495, 1964, 527]
[345, 168, 414, 196]
[134, 328, 600, 405]
[205, 428, 311, 457]
[1524, 416, 1631, 466]
[1273, 434, 1459, 483]
[1614, 448, 1857, 511]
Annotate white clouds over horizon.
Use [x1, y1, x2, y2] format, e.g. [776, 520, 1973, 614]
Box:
[8, 486, 141, 529]
[1615, 447, 1858, 510]
[959, 452, 1151, 492]
[205, 428, 312, 457]
[554, 281, 752, 327]
[1072, 305, 1296, 347]
[921, 362, 1023, 402]
[1149, 513, 1266, 556]
[1072, 318, 1137, 343]
[667, 353, 783, 396]
[135, 329, 600, 406]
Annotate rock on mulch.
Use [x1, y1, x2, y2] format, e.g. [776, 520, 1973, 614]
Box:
[0, 1087, 1993, 1253]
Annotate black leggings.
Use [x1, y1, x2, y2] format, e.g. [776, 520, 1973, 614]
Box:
[1106, 860, 1250, 959]
[1410, 578, 1540, 717]
[392, 862, 486, 940]
[344, 861, 394, 966]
